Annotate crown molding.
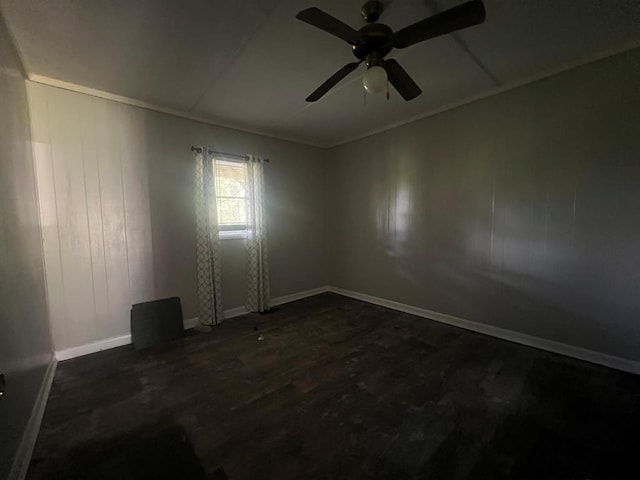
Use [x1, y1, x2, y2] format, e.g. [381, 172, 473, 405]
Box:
[327, 40, 640, 148]
[24, 40, 640, 151]
[26, 74, 325, 149]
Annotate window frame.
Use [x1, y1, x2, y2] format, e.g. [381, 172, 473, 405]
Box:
[213, 155, 249, 240]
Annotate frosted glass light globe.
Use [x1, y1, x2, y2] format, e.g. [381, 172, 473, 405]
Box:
[362, 66, 387, 95]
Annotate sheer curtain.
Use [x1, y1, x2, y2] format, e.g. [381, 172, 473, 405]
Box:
[246, 155, 270, 312]
[193, 147, 224, 327]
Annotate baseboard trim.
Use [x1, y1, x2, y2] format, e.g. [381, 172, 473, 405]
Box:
[271, 286, 331, 307]
[223, 306, 248, 320]
[55, 335, 131, 361]
[327, 286, 640, 376]
[8, 357, 57, 480]
[55, 311, 251, 359]
[183, 286, 331, 328]
[54, 286, 332, 360]
[183, 316, 199, 330]
[54, 285, 638, 375]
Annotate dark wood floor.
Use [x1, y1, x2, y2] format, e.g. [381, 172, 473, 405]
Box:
[29, 293, 640, 479]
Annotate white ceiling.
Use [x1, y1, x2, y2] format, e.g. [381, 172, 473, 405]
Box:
[2, 0, 640, 146]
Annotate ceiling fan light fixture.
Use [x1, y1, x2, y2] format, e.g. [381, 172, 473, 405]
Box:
[363, 65, 387, 95]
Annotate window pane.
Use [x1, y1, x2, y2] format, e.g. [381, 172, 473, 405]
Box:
[217, 197, 247, 226]
[215, 162, 247, 197]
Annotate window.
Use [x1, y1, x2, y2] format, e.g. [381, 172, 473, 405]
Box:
[214, 157, 248, 239]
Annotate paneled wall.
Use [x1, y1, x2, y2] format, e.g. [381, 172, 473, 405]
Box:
[0, 13, 52, 478]
[329, 48, 640, 362]
[28, 82, 329, 352]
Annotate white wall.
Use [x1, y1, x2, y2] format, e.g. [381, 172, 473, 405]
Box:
[328, 48, 640, 362]
[28, 82, 329, 353]
[0, 13, 52, 477]
[27, 45, 640, 366]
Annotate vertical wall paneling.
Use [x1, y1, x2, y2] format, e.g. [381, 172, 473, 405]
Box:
[29, 83, 68, 350]
[80, 95, 109, 342]
[118, 105, 155, 306]
[95, 96, 131, 339]
[27, 81, 329, 352]
[329, 48, 640, 361]
[47, 88, 96, 348]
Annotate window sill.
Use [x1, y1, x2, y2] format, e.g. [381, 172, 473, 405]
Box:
[219, 230, 247, 240]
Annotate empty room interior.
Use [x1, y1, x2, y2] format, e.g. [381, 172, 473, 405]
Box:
[2, 0, 640, 478]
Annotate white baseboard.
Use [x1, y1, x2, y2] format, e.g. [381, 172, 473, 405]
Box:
[55, 334, 131, 361]
[271, 286, 330, 307]
[223, 306, 248, 319]
[182, 316, 199, 329]
[54, 286, 332, 361]
[183, 286, 331, 328]
[54, 285, 638, 376]
[8, 357, 57, 480]
[327, 286, 640, 376]
[55, 311, 250, 360]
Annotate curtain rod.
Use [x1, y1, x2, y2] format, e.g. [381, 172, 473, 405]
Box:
[191, 146, 270, 162]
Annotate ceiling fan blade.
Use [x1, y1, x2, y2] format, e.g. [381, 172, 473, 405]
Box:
[296, 7, 360, 45]
[384, 59, 422, 101]
[393, 0, 486, 49]
[306, 62, 362, 102]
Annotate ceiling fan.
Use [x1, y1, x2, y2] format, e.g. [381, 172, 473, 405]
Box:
[296, 0, 486, 102]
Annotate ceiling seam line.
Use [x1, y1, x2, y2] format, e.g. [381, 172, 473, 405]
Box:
[425, 2, 500, 87]
[451, 32, 501, 86]
[187, 9, 278, 113]
[0, 4, 29, 79]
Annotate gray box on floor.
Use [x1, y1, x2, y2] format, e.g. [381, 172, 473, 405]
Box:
[130, 297, 185, 350]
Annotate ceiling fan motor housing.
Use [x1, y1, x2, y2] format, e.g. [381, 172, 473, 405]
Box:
[361, 0, 385, 23]
[352, 23, 393, 61]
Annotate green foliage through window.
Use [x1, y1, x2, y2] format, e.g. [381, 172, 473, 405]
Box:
[214, 159, 248, 228]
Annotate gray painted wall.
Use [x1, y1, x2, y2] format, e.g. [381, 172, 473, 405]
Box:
[329, 48, 640, 362]
[28, 82, 330, 352]
[0, 12, 53, 477]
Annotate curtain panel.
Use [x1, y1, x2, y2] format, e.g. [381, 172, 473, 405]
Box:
[246, 155, 270, 312]
[193, 147, 224, 326]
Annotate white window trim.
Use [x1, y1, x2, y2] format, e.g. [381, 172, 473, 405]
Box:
[219, 229, 247, 240]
